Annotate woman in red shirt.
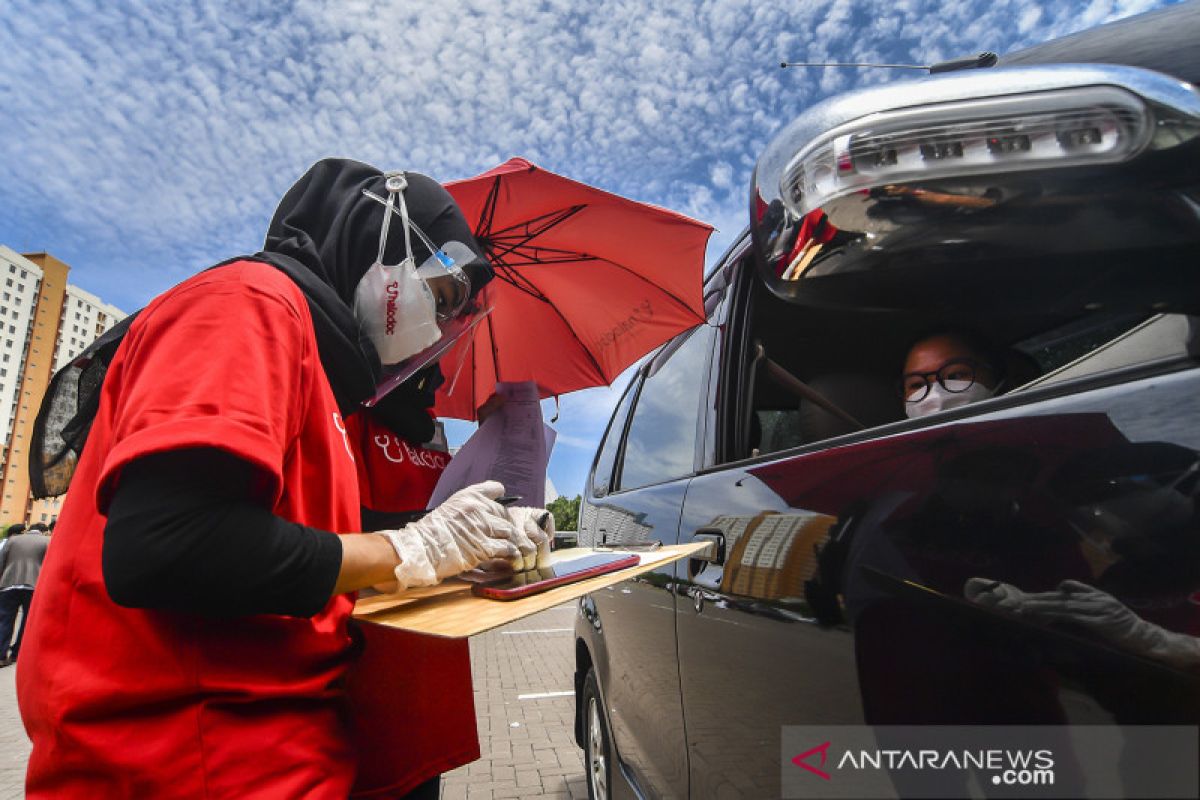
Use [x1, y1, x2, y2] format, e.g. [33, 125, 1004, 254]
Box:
[18, 160, 525, 799]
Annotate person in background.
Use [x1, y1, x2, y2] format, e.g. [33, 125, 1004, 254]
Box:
[17, 159, 536, 799]
[0, 523, 48, 666]
[0, 523, 26, 663]
[900, 331, 1005, 419]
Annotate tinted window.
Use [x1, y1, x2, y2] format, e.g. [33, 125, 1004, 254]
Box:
[616, 325, 712, 491]
[590, 377, 639, 497]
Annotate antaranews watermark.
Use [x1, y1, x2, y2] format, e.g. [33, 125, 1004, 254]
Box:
[781, 725, 1197, 798]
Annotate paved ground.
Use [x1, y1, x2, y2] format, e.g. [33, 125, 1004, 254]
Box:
[442, 603, 587, 800]
[0, 604, 585, 800]
[0, 666, 28, 800]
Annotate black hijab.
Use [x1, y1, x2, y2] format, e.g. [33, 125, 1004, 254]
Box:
[259, 158, 492, 421]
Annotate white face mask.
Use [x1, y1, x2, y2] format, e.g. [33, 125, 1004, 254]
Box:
[353, 174, 441, 365]
[905, 379, 995, 419]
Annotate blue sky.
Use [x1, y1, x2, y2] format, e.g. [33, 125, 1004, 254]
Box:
[0, 0, 1179, 501]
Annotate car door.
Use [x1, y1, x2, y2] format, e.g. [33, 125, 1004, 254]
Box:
[584, 321, 717, 799]
[675, 255, 866, 799]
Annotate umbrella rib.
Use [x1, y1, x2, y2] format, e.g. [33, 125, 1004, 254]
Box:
[548, 299, 609, 387]
[494, 262, 552, 303]
[484, 205, 587, 265]
[487, 242, 600, 266]
[476, 177, 502, 244]
[488, 205, 586, 240]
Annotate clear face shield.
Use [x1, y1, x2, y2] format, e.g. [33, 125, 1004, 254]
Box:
[354, 173, 492, 406]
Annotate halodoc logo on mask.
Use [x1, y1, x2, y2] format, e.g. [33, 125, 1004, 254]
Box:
[781, 726, 1197, 799]
[384, 280, 400, 335]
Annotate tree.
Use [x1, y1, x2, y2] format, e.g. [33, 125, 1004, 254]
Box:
[546, 494, 581, 532]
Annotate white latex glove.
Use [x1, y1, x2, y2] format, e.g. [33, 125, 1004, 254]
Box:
[965, 577, 1200, 670]
[378, 481, 522, 590]
[507, 506, 555, 570]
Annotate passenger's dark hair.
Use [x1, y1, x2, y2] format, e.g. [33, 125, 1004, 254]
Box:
[904, 328, 1006, 382]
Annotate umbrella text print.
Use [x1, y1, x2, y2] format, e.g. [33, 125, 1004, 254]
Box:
[596, 300, 654, 352]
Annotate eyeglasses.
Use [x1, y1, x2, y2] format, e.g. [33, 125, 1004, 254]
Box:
[416, 241, 476, 322]
[900, 359, 984, 403]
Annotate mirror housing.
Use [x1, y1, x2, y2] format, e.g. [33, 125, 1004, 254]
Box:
[751, 64, 1200, 315]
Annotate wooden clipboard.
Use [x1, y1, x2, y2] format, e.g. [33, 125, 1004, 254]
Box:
[352, 542, 709, 638]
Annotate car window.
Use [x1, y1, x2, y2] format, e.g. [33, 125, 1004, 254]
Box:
[1018, 313, 1197, 390]
[615, 325, 711, 492]
[725, 269, 1200, 463]
[589, 376, 640, 498]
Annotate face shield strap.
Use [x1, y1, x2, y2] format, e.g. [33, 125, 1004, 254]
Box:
[372, 173, 416, 269]
[360, 185, 468, 275]
[363, 182, 474, 319]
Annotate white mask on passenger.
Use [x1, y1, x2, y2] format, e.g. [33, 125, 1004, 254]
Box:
[353, 174, 441, 365]
[905, 380, 995, 419]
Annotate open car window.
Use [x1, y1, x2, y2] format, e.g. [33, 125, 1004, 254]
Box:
[723, 260, 1200, 463]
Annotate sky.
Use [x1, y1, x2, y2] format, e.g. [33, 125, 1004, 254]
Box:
[0, 0, 1181, 502]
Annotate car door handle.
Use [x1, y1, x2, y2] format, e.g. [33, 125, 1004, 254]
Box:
[691, 587, 720, 613]
[691, 528, 726, 566]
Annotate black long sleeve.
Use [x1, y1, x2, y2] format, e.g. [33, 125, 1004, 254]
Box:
[102, 449, 343, 618]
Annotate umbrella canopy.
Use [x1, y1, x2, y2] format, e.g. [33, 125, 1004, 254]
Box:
[434, 157, 713, 420]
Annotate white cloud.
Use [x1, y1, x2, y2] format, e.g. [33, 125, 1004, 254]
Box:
[0, 0, 1183, 494]
[710, 160, 733, 189]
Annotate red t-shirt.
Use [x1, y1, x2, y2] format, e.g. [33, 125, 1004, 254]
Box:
[18, 261, 362, 799]
[346, 413, 449, 516]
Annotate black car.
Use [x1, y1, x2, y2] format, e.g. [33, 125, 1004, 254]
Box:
[573, 5, 1200, 798]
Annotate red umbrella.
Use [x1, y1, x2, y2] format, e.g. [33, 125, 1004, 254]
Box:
[433, 157, 713, 420]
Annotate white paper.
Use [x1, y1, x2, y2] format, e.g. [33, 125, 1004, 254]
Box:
[429, 381, 555, 508]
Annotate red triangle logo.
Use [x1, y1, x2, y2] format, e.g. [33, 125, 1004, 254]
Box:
[792, 741, 832, 780]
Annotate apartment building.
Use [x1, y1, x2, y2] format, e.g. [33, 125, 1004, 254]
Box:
[0, 247, 125, 525]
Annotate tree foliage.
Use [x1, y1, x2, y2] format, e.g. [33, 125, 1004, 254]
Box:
[546, 494, 581, 532]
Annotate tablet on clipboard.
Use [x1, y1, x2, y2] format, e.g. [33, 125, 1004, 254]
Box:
[472, 553, 641, 601]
